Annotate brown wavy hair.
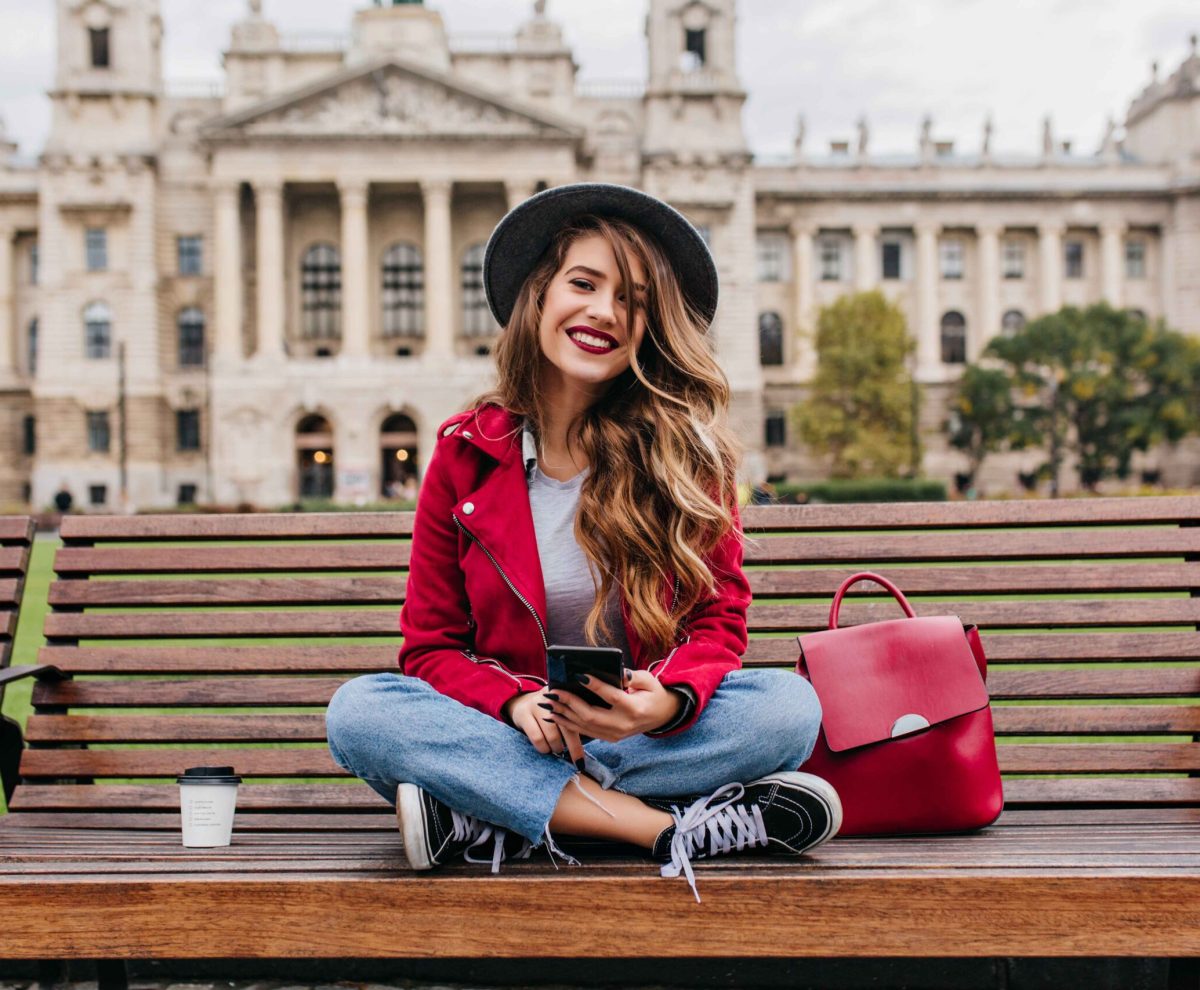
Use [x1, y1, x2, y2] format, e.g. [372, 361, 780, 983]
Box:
[470, 214, 742, 657]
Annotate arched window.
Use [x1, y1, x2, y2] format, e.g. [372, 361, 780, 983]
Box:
[1001, 309, 1026, 336]
[381, 243, 424, 338]
[1127, 308, 1148, 324]
[27, 317, 37, 375]
[940, 311, 967, 364]
[380, 412, 420, 498]
[461, 242, 494, 337]
[296, 414, 334, 500]
[178, 307, 205, 367]
[301, 243, 342, 340]
[758, 311, 784, 366]
[83, 301, 112, 359]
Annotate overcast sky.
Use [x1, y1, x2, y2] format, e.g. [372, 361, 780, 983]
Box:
[0, 0, 1196, 160]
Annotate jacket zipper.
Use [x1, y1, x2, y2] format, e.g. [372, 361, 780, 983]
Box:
[453, 513, 550, 651]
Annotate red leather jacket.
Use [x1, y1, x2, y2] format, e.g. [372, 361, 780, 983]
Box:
[397, 403, 752, 736]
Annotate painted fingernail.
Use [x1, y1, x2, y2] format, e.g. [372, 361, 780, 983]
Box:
[537, 702, 554, 711]
[577, 675, 591, 684]
[542, 717, 556, 723]
[574, 758, 586, 771]
[545, 693, 561, 701]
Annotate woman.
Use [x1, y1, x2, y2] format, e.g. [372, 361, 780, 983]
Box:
[325, 183, 840, 899]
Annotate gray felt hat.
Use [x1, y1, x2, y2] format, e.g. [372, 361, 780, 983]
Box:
[482, 182, 719, 329]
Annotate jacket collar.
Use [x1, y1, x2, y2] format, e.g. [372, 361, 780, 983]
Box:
[457, 404, 524, 463]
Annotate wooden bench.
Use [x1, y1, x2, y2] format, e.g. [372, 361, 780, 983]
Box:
[0, 499, 1197, 986]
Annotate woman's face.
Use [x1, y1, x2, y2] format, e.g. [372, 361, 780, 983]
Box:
[537, 233, 649, 399]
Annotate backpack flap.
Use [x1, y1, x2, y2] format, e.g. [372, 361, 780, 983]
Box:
[798, 615, 990, 753]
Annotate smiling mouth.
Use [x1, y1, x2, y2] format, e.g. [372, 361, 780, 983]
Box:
[567, 326, 618, 351]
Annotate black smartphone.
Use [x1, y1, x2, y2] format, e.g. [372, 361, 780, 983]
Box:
[546, 645, 627, 709]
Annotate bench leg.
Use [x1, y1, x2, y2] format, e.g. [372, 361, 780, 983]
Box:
[96, 958, 129, 990]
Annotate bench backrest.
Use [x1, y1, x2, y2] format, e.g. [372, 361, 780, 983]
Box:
[9, 498, 1199, 828]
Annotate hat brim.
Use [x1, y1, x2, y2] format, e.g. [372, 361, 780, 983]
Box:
[482, 182, 719, 329]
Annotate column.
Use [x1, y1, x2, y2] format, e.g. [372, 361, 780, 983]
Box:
[253, 180, 285, 361]
[213, 182, 243, 363]
[505, 180, 537, 213]
[914, 221, 940, 376]
[1100, 221, 1125, 309]
[976, 224, 1001, 359]
[853, 223, 877, 292]
[1039, 220, 1064, 315]
[339, 179, 370, 359]
[790, 220, 816, 379]
[0, 227, 13, 374]
[422, 178, 454, 358]
[1160, 223, 1176, 328]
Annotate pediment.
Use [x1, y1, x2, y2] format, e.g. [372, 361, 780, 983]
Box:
[203, 57, 583, 143]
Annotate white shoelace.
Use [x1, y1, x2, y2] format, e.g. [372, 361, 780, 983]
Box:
[660, 782, 769, 903]
[452, 775, 611, 874]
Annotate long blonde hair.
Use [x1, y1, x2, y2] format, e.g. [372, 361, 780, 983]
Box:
[471, 215, 742, 657]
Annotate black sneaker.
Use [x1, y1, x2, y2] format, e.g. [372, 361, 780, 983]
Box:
[652, 772, 842, 901]
[396, 782, 532, 872]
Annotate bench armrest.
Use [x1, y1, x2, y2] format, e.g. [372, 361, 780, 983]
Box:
[0, 665, 70, 687]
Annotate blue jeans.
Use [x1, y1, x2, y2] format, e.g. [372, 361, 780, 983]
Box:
[325, 668, 822, 843]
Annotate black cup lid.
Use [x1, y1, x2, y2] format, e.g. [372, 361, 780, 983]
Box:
[177, 765, 242, 784]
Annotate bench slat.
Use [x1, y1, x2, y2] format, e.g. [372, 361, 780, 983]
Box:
[41, 598, 1200, 640]
[47, 564, 1200, 608]
[1003, 777, 1200, 806]
[31, 633, 1200, 674]
[18, 743, 1200, 779]
[0, 546, 30, 574]
[60, 513, 414, 540]
[739, 495, 1200, 530]
[29, 668, 1200, 709]
[27, 704, 1200, 744]
[48, 577, 409, 607]
[53, 545, 411, 575]
[748, 563, 1200, 596]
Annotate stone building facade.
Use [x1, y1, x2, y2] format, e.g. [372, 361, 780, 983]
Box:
[0, 0, 1198, 510]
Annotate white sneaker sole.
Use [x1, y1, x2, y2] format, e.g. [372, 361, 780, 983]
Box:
[752, 770, 843, 851]
[396, 782, 435, 871]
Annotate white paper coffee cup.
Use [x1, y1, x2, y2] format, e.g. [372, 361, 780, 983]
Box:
[177, 765, 242, 847]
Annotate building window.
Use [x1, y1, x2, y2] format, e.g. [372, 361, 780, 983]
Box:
[1002, 240, 1024, 279]
[1001, 309, 1026, 336]
[177, 307, 205, 367]
[461, 243, 493, 337]
[83, 301, 112, 358]
[1125, 240, 1146, 279]
[27, 317, 37, 374]
[89, 27, 110, 68]
[381, 242, 424, 338]
[1065, 240, 1084, 279]
[1127, 308, 1148, 324]
[939, 238, 964, 280]
[940, 311, 967, 364]
[765, 411, 787, 448]
[177, 483, 198, 506]
[85, 228, 108, 271]
[300, 243, 341, 340]
[177, 235, 203, 276]
[86, 411, 111, 453]
[176, 409, 201, 452]
[881, 241, 902, 280]
[756, 233, 788, 282]
[29, 242, 38, 285]
[88, 484, 108, 506]
[818, 238, 843, 281]
[758, 312, 784, 366]
[683, 28, 706, 69]
[22, 415, 34, 456]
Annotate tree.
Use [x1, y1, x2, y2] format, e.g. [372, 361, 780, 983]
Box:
[983, 304, 1200, 491]
[794, 291, 918, 479]
[946, 364, 1015, 487]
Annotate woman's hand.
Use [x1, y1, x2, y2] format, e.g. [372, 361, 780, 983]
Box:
[544, 670, 683, 743]
[503, 688, 585, 768]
